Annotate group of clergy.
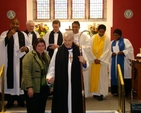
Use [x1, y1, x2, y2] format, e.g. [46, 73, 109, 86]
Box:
[0, 18, 134, 112]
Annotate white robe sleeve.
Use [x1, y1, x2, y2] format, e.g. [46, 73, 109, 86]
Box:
[43, 32, 50, 50]
[0, 31, 7, 67]
[89, 36, 96, 60]
[35, 31, 40, 38]
[99, 36, 111, 64]
[80, 34, 90, 49]
[46, 48, 58, 79]
[82, 48, 89, 69]
[122, 38, 134, 60]
[22, 32, 33, 51]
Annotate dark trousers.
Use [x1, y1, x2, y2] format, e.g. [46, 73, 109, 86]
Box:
[24, 85, 49, 113]
[111, 79, 131, 96]
[5, 94, 25, 105]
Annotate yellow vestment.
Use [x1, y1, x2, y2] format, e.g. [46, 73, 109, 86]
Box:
[90, 34, 106, 92]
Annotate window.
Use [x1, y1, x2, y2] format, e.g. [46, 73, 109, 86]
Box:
[36, 0, 50, 19]
[54, 0, 68, 19]
[34, 0, 106, 20]
[72, 0, 85, 19]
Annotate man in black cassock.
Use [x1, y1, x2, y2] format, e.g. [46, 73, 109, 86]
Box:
[46, 32, 89, 113]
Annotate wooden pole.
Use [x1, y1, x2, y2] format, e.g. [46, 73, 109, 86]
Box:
[79, 46, 86, 113]
[78, 30, 92, 113]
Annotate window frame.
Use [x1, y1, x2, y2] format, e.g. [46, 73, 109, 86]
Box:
[33, 0, 107, 22]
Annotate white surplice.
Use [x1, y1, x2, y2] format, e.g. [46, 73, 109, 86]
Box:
[0, 30, 32, 95]
[46, 47, 89, 113]
[23, 31, 40, 45]
[73, 32, 91, 97]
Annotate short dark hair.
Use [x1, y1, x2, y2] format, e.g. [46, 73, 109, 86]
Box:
[113, 29, 122, 36]
[33, 38, 46, 50]
[98, 24, 106, 31]
[72, 21, 80, 27]
[52, 19, 61, 26]
[10, 18, 19, 23]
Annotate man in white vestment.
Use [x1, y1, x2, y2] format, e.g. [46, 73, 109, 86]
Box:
[71, 21, 90, 97]
[24, 20, 40, 46]
[89, 24, 111, 101]
[0, 18, 32, 108]
[46, 32, 89, 113]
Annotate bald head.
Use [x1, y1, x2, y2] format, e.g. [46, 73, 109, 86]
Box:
[64, 32, 74, 39]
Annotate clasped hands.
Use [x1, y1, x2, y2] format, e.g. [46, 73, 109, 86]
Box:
[28, 77, 55, 98]
[20, 46, 28, 52]
[112, 51, 124, 56]
[46, 76, 54, 84]
[94, 59, 100, 64]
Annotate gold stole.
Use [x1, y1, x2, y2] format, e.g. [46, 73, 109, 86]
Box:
[90, 34, 106, 92]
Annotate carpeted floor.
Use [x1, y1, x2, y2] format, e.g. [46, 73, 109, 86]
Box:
[1, 93, 131, 113]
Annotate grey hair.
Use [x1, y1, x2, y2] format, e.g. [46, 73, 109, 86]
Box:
[63, 31, 74, 39]
[26, 20, 35, 25]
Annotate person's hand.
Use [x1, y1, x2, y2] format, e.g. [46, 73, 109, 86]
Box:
[7, 29, 16, 39]
[78, 56, 86, 64]
[49, 44, 59, 50]
[74, 42, 79, 47]
[94, 59, 100, 64]
[112, 52, 116, 56]
[20, 46, 28, 52]
[46, 77, 54, 84]
[28, 88, 34, 98]
[118, 51, 124, 55]
[50, 87, 53, 93]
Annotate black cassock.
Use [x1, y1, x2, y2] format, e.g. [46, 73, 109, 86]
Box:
[47, 30, 63, 58]
[52, 43, 84, 113]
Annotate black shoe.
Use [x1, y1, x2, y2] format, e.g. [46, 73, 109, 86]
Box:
[5, 103, 13, 108]
[93, 95, 99, 98]
[98, 95, 103, 101]
[18, 103, 26, 107]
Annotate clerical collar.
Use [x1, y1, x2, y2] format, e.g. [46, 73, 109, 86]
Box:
[73, 32, 80, 36]
[67, 47, 72, 50]
[98, 34, 104, 38]
[24, 30, 34, 34]
[53, 31, 59, 34]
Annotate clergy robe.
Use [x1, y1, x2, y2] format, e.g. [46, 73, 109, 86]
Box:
[111, 38, 134, 95]
[90, 34, 111, 96]
[0, 30, 32, 95]
[43, 30, 63, 58]
[24, 30, 39, 46]
[73, 32, 90, 97]
[46, 43, 89, 113]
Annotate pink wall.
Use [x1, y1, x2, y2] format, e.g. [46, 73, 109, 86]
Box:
[0, 0, 26, 34]
[112, 0, 141, 56]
